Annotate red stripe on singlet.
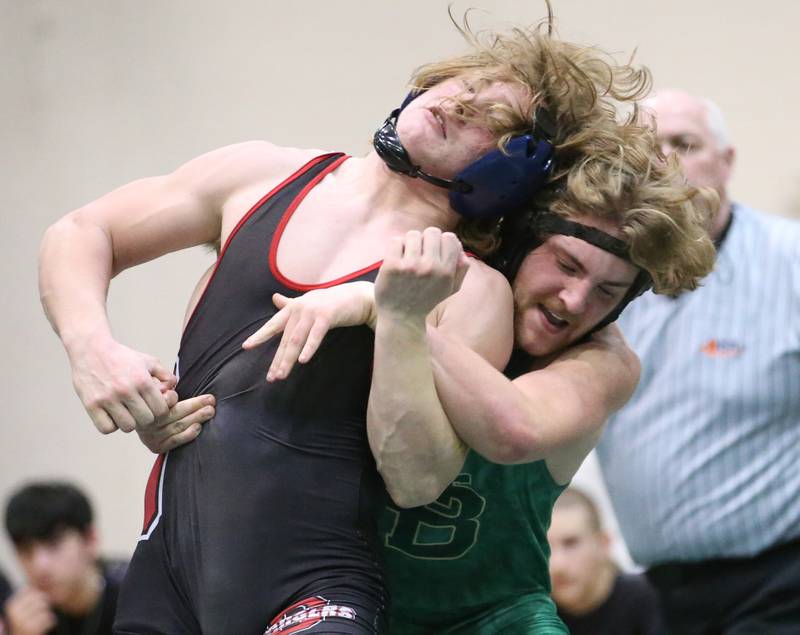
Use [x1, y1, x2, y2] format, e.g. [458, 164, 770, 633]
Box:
[183, 153, 346, 330]
[269, 155, 384, 291]
[142, 453, 165, 534]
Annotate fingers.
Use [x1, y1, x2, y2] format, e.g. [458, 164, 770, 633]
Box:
[384, 234, 405, 265]
[376, 228, 467, 318]
[272, 293, 290, 309]
[267, 310, 315, 381]
[157, 377, 175, 394]
[452, 252, 471, 294]
[168, 394, 215, 423]
[163, 388, 179, 409]
[106, 358, 172, 431]
[103, 401, 137, 433]
[88, 407, 118, 434]
[92, 382, 169, 434]
[138, 394, 216, 453]
[402, 230, 423, 261]
[419, 228, 465, 284]
[138, 376, 171, 420]
[151, 421, 204, 453]
[72, 342, 179, 438]
[242, 303, 291, 349]
[399, 227, 463, 271]
[6, 587, 57, 635]
[421, 226, 443, 264]
[298, 317, 331, 364]
[440, 231, 463, 268]
[115, 375, 170, 430]
[147, 358, 177, 389]
[158, 396, 215, 451]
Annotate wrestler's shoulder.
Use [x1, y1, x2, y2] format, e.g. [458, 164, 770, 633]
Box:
[225, 140, 328, 163]
[462, 256, 513, 301]
[188, 141, 329, 182]
[580, 323, 641, 394]
[590, 323, 638, 361]
[436, 255, 513, 338]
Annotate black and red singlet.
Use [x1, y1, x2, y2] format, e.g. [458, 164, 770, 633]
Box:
[115, 153, 388, 635]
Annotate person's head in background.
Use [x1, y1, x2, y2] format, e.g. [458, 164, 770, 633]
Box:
[5, 481, 102, 614]
[643, 89, 735, 241]
[548, 486, 616, 616]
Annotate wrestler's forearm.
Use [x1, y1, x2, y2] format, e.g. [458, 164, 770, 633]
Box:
[39, 213, 116, 354]
[368, 315, 467, 508]
[427, 327, 639, 465]
[427, 328, 543, 464]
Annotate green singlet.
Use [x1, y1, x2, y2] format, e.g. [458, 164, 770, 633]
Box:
[379, 451, 568, 634]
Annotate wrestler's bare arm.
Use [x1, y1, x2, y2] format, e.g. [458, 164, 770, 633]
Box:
[426, 323, 640, 483]
[39, 141, 311, 444]
[240, 230, 514, 507]
[367, 233, 514, 508]
[245, 262, 633, 495]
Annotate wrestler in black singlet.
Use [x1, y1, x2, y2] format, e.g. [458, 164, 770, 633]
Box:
[115, 154, 389, 635]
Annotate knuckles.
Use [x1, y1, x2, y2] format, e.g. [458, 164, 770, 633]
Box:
[138, 412, 157, 427]
[287, 332, 305, 346]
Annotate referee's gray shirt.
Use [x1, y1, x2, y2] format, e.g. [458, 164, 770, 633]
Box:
[597, 203, 800, 566]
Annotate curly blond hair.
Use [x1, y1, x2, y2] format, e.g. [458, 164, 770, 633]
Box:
[407, 9, 653, 255]
[536, 119, 718, 294]
[411, 34, 650, 143]
[414, 10, 716, 293]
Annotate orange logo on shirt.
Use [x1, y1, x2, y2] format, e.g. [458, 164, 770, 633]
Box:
[700, 339, 744, 358]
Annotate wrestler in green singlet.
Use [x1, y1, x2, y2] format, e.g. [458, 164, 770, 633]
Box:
[381, 450, 568, 634]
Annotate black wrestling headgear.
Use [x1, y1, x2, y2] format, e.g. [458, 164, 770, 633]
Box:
[491, 210, 652, 333]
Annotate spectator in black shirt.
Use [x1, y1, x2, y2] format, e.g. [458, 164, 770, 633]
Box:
[3, 482, 125, 635]
[548, 487, 665, 635]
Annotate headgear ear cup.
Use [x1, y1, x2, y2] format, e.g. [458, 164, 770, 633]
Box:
[449, 136, 553, 218]
[373, 91, 555, 219]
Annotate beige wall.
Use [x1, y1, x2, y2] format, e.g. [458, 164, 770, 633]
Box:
[2, 0, 799, 581]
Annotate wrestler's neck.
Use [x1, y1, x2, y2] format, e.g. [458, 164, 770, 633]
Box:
[342, 152, 459, 233]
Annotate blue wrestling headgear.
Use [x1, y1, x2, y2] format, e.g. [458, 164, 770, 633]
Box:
[373, 91, 555, 219]
[492, 211, 652, 333]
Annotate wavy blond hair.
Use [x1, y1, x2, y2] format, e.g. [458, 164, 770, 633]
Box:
[408, 8, 652, 255]
[531, 117, 719, 294]
[412, 10, 717, 292]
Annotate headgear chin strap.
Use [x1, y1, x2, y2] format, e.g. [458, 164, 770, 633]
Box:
[493, 212, 652, 333]
[373, 109, 469, 192]
[372, 92, 556, 219]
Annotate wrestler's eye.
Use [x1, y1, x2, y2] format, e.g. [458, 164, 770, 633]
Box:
[460, 80, 480, 105]
[557, 260, 577, 275]
[597, 286, 616, 299]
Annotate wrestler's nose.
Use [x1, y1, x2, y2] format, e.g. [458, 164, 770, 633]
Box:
[559, 279, 591, 315]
